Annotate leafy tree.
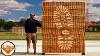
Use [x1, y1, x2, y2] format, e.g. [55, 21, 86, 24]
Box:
[19, 19, 26, 26]
[0, 19, 5, 28]
[4, 21, 15, 31]
[96, 21, 100, 31]
[96, 21, 100, 24]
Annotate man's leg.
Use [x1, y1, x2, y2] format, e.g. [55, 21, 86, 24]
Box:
[33, 43, 36, 54]
[32, 33, 37, 54]
[26, 33, 31, 54]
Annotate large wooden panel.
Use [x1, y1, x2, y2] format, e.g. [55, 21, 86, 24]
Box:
[42, 2, 85, 53]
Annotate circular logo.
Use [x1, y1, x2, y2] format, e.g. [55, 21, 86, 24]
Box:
[1, 41, 15, 56]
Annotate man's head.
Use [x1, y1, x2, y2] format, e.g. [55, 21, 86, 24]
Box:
[30, 14, 35, 20]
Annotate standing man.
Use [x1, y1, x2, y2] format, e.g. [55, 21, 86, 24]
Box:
[25, 14, 42, 54]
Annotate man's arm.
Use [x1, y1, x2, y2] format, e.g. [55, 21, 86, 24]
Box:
[36, 20, 42, 28]
[24, 20, 29, 33]
[25, 20, 27, 29]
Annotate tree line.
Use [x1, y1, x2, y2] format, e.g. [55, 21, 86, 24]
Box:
[0, 19, 42, 31]
[0, 18, 100, 32]
[0, 19, 26, 31]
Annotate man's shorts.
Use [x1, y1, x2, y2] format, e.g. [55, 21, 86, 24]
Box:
[26, 33, 37, 43]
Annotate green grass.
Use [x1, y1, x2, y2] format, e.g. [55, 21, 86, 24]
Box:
[85, 32, 100, 40]
[0, 32, 42, 40]
[0, 32, 100, 40]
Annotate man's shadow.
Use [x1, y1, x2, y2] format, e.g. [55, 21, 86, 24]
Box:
[13, 52, 42, 55]
[13, 52, 74, 55]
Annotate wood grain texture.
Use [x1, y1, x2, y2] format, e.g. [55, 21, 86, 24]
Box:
[42, 2, 85, 53]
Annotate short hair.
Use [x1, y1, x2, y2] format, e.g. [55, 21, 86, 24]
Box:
[30, 14, 35, 16]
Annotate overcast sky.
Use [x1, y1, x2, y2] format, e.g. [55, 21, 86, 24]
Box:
[0, 0, 100, 21]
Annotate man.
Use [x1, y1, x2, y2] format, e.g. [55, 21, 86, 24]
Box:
[25, 14, 42, 54]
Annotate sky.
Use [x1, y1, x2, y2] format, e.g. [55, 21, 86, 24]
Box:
[0, 0, 100, 21]
[0, 0, 42, 21]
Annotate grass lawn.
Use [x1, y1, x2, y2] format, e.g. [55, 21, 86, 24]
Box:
[0, 32, 42, 40]
[85, 32, 100, 40]
[0, 32, 100, 40]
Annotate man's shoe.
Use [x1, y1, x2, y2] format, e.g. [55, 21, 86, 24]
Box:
[25, 51, 29, 55]
[34, 51, 36, 54]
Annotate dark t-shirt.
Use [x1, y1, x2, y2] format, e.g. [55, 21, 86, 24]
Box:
[25, 19, 42, 33]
